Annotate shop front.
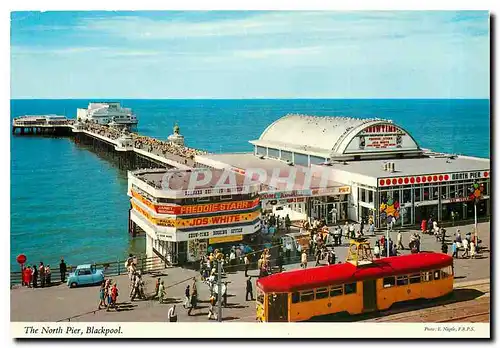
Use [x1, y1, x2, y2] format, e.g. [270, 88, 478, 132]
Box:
[376, 172, 490, 228]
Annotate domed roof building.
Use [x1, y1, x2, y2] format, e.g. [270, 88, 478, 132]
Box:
[250, 114, 422, 165]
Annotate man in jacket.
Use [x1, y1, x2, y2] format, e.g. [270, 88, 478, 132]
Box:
[59, 258, 67, 283]
[246, 277, 254, 301]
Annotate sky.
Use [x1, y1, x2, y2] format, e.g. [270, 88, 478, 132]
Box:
[10, 11, 490, 99]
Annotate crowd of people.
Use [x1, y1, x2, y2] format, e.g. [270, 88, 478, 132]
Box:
[78, 121, 207, 161]
[21, 259, 67, 288]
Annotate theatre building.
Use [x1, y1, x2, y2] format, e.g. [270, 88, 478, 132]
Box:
[127, 168, 261, 265]
[196, 114, 490, 228]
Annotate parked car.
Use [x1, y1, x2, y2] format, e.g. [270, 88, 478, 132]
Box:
[67, 264, 104, 288]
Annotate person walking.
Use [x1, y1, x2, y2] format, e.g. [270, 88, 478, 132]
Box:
[301, 250, 308, 269]
[207, 295, 217, 320]
[470, 241, 476, 259]
[59, 258, 67, 283]
[451, 241, 458, 258]
[441, 242, 448, 254]
[397, 231, 404, 250]
[183, 285, 191, 309]
[158, 280, 165, 304]
[246, 277, 254, 301]
[462, 238, 469, 258]
[369, 223, 375, 236]
[154, 278, 161, 300]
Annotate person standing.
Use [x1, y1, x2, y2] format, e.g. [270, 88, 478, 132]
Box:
[369, 223, 375, 236]
[59, 259, 67, 284]
[277, 251, 284, 273]
[374, 241, 380, 259]
[31, 265, 38, 288]
[45, 265, 51, 286]
[158, 280, 165, 304]
[168, 305, 178, 322]
[187, 278, 198, 316]
[154, 278, 161, 300]
[246, 277, 254, 301]
[301, 250, 308, 269]
[244, 255, 250, 277]
[98, 283, 106, 309]
[183, 285, 191, 308]
[397, 231, 404, 250]
[359, 218, 365, 236]
[451, 241, 458, 258]
[110, 283, 119, 311]
[39, 262, 45, 288]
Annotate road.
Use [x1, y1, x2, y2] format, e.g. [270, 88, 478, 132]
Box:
[11, 221, 491, 323]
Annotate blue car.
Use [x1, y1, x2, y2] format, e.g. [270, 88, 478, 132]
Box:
[67, 264, 105, 288]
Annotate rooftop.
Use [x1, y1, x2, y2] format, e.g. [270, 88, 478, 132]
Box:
[321, 155, 490, 179]
[196, 153, 345, 190]
[250, 114, 420, 157]
[131, 168, 248, 191]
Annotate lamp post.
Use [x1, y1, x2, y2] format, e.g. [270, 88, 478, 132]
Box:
[470, 182, 484, 243]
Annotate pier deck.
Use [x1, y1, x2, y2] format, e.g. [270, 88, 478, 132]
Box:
[12, 119, 202, 170]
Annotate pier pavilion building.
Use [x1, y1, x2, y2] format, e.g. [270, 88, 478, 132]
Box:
[196, 114, 490, 229]
[127, 168, 261, 264]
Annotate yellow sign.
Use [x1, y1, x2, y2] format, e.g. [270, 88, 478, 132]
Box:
[209, 234, 243, 245]
[131, 201, 260, 229]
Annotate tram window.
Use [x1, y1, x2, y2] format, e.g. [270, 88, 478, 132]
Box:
[330, 286, 343, 297]
[383, 277, 396, 288]
[441, 266, 452, 278]
[421, 271, 433, 282]
[291, 292, 300, 304]
[257, 291, 264, 304]
[315, 288, 329, 300]
[409, 274, 421, 284]
[344, 283, 357, 295]
[434, 271, 441, 280]
[300, 290, 314, 302]
[396, 276, 409, 286]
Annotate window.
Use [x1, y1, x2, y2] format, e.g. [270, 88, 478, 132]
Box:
[434, 270, 441, 280]
[257, 291, 265, 304]
[291, 292, 300, 304]
[422, 271, 433, 282]
[281, 150, 293, 162]
[78, 269, 91, 276]
[440, 185, 448, 199]
[344, 283, 357, 295]
[368, 190, 374, 204]
[268, 148, 279, 159]
[294, 153, 309, 166]
[414, 187, 421, 202]
[383, 277, 395, 288]
[423, 187, 430, 201]
[310, 156, 326, 165]
[396, 275, 409, 286]
[360, 188, 366, 203]
[330, 286, 343, 297]
[409, 274, 421, 284]
[441, 266, 452, 279]
[300, 290, 314, 302]
[315, 288, 329, 300]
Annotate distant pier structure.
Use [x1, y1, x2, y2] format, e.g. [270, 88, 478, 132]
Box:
[12, 115, 74, 135]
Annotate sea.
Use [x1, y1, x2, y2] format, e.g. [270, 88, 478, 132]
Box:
[10, 99, 490, 271]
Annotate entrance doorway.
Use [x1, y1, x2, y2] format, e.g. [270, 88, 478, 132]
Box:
[267, 293, 289, 322]
[362, 280, 377, 312]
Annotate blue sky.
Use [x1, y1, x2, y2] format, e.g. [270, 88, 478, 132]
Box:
[10, 11, 489, 99]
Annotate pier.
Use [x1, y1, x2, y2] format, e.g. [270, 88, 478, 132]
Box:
[12, 115, 208, 238]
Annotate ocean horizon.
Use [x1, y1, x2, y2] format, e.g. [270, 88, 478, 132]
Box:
[10, 98, 490, 271]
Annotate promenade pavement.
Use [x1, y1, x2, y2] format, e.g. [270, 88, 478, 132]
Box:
[10, 221, 490, 323]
